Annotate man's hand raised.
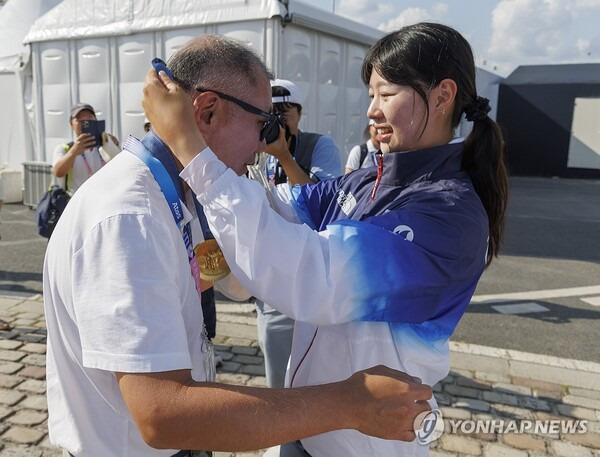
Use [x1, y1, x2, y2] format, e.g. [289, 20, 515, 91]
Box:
[70, 133, 96, 156]
[142, 68, 207, 167]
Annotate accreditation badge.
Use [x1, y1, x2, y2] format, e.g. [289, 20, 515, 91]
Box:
[194, 239, 230, 281]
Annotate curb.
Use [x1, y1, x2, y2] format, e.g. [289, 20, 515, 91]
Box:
[450, 341, 600, 391]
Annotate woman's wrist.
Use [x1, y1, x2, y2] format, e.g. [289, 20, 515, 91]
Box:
[173, 132, 207, 167]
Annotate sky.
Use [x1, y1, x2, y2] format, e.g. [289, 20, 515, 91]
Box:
[300, 0, 600, 76]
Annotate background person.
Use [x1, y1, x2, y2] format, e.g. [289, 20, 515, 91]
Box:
[52, 103, 119, 194]
[43, 35, 431, 456]
[344, 119, 380, 174]
[143, 21, 509, 457]
[263, 79, 342, 186]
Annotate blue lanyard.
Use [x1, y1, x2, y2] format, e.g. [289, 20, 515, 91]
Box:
[123, 134, 195, 259]
[142, 131, 214, 240]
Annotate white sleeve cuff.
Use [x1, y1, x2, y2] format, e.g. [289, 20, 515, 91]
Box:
[179, 147, 227, 195]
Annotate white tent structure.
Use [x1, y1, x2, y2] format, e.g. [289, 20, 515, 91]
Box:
[23, 0, 383, 169]
[0, 0, 62, 202]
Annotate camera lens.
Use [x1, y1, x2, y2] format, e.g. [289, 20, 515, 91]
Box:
[265, 114, 285, 144]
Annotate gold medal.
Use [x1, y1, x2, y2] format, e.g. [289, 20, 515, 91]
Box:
[194, 239, 230, 281]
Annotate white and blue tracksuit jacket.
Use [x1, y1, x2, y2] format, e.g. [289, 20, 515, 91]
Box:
[181, 139, 489, 457]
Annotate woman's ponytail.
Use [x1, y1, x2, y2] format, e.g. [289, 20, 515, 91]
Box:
[462, 114, 509, 267]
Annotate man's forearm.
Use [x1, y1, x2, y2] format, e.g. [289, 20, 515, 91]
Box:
[53, 152, 76, 178]
[120, 372, 352, 451]
[277, 154, 315, 186]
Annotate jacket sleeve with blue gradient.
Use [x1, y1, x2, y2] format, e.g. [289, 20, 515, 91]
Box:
[181, 148, 488, 335]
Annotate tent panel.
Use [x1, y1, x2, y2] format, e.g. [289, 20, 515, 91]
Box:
[316, 34, 341, 141]
[278, 24, 313, 134]
[341, 43, 370, 153]
[42, 84, 71, 155]
[216, 21, 267, 58]
[280, 24, 312, 86]
[118, 33, 154, 140]
[162, 27, 209, 62]
[39, 41, 72, 155]
[0, 73, 31, 170]
[77, 38, 112, 130]
[40, 41, 69, 85]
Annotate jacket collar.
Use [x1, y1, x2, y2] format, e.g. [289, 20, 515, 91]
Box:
[379, 140, 465, 187]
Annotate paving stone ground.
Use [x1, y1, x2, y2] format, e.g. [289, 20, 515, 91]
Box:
[0, 294, 599, 456]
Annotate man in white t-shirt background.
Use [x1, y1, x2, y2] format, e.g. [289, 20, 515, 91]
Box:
[52, 103, 119, 194]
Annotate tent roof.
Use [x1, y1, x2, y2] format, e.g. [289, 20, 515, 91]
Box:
[504, 63, 600, 85]
[24, 0, 382, 46]
[0, 0, 62, 72]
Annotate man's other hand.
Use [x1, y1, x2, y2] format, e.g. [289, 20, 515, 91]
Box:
[348, 365, 433, 442]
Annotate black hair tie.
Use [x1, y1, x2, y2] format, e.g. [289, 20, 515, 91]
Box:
[464, 96, 491, 122]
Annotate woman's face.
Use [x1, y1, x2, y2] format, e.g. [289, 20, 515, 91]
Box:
[367, 71, 433, 153]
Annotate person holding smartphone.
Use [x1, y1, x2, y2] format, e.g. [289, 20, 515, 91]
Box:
[52, 103, 119, 194]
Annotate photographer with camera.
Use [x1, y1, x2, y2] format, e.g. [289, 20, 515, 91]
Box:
[263, 79, 341, 186]
[256, 80, 343, 388]
[52, 103, 119, 194]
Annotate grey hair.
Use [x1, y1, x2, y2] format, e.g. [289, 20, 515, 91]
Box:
[167, 35, 272, 100]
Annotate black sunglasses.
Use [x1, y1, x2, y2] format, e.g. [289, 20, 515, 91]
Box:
[196, 86, 281, 143]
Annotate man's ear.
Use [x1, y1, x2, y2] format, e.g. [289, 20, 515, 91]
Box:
[433, 78, 458, 114]
[193, 92, 220, 132]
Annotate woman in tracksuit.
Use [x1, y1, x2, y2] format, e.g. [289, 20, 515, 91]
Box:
[144, 22, 509, 457]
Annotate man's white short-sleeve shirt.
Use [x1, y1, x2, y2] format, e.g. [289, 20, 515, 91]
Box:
[43, 151, 207, 456]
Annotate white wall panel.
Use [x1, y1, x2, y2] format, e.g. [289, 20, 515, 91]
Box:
[117, 34, 154, 140]
[316, 36, 341, 139]
[342, 43, 369, 152]
[77, 39, 112, 131]
[280, 26, 313, 132]
[162, 27, 208, 61]
[39, 41, 71, 154]
[40, 42, 69, 85]
[0, 73, 32, 171]
[217, 21, 265, 57]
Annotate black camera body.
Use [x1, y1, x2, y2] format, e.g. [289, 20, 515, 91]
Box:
[265, 112, 292, 144]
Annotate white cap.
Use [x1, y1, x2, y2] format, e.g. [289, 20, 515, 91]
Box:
[271, 79, 302, 105]
[368, 118, 375, 126]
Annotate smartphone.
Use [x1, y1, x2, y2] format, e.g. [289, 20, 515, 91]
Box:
[80, 119, 105, 146]
[151, 57, 175, 80]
